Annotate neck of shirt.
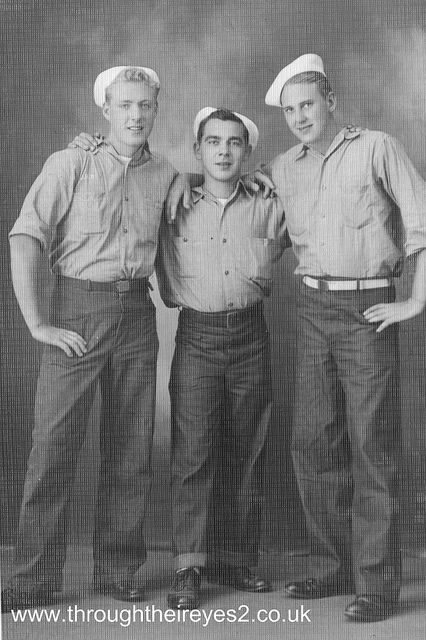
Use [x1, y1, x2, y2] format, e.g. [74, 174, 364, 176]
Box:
[202, 183, 240, 206]
[202, 175, 240, 199]
[104, 139, 150, 165]
[306, 121, 341, 156]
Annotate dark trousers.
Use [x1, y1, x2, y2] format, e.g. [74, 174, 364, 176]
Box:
[169, 305, 272, 570]
[292, 280, 401, 602]
[10, 278, 158, 589]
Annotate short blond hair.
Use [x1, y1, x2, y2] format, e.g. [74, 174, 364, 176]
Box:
[283, 71, 332, 99]
[105, 67, 160, 103]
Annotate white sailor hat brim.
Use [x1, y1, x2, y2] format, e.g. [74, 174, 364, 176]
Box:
[93, 66, 160, 107]
[193, 107, 259, 151]
[265, 53, 325, 107]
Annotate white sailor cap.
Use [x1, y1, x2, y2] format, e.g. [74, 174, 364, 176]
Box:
[93, 66, 160, 107]
[265, 54, 325, 107]
[193, 107, 259, 150]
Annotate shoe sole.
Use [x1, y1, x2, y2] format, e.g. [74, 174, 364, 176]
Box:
[284, 583, 355, 599]
[207, 577, 272, 593]
[344, 610, 391, 622]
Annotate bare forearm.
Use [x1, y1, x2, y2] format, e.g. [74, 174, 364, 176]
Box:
[9, 234, 46, 333]
[9, 234, 87, 356]
[409, 248, 426, 307]
[364, 249, 426, 331]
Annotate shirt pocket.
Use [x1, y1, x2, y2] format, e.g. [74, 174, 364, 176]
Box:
[71, 181, 107, 234]
[338, 173, 372, 229]
[169, 236, 208, 278]
[132, 197, 164, 241]
[280, 185, 311, 236]
[235, 237, 281, 286]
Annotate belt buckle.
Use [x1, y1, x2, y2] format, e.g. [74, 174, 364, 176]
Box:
[226, 311, 238, 329]
[317, 279, 329, 292]
[116, 280, 130, 293]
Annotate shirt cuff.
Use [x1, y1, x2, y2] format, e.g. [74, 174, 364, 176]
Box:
[9, 228, 48, 251]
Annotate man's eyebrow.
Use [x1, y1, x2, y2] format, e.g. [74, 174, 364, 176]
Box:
[282, 100, 311, 109]
[118, 99, 153, 104]
[204, 135, 243, 142]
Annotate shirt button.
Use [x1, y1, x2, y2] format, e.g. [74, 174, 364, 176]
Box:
[322, 185, 327, 191]
[183, 237, 188, 242]
[228, 302, 234, 308]
[222, 238, 227, 243]
[225, 270, 229, 276]
[124, 196, 129, 201]
[123, 227, 128, 233]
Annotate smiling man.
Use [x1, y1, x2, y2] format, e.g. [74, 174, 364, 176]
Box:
[2, 66, 177, 613]
[156, 108, 290, 610]
[263, 53, 426, 622]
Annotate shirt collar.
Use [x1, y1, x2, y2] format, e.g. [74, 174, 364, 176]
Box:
[191, 179, 249, 204]
[294, 126, 362, 161]
[101, 140, 152, 166]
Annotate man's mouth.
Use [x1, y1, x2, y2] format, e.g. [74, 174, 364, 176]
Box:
[297, 125, 312, 132]
[215, 162, 232, 168]
[127, 126, 144, 132]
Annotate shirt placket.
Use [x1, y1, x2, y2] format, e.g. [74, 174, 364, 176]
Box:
[316, 157, 330, 264]
[120, 161, 131, 278]
[218, 201, 237, 310]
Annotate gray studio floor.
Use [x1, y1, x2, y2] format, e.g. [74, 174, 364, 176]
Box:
[1, 546, 426, 640]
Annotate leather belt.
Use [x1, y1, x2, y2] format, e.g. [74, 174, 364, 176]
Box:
[58, 275, 151, 293]
[180, 302, 263, 329]
[303, 275, 393, 291]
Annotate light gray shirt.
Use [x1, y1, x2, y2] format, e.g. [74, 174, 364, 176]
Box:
[156, 181, 290, 312]
[10, 141, 177, 282]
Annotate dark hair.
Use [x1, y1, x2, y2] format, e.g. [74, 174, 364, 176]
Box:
[283, 71, 333, 100]
[197, 108, 249, 144]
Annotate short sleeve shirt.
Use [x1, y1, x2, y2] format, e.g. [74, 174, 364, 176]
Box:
[10, 142, 177, 281]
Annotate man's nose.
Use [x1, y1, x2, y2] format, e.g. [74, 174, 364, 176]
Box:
[129, 105, 144, 120]
[295, 108, 307, 124]
[218, 142, 230, 155]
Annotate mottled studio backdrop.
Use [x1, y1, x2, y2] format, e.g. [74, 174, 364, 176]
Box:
[1, 0, 426, 551]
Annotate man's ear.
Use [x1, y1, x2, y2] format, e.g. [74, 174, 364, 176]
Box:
[193, 141, 201, 161]
[102, 102, 111, 122]
[327, 92, 337, 113]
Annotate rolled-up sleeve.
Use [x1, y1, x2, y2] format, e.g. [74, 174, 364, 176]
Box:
[375, 135, 426, 257]
[9, 149, 83, 250]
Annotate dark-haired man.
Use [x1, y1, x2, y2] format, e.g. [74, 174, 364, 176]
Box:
[156, 107, 290, 609]
[262, 53, 426, 622]
[2, 66, 178, 613]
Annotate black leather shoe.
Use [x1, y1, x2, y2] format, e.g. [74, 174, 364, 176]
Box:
[206, 565, 272, 592]
[1, 587, 56, 614]
[94, 581, 145, 602]
[284, 574, 353, 599]
[344, 595, 396, 622]
[167, 568, 201, 610]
